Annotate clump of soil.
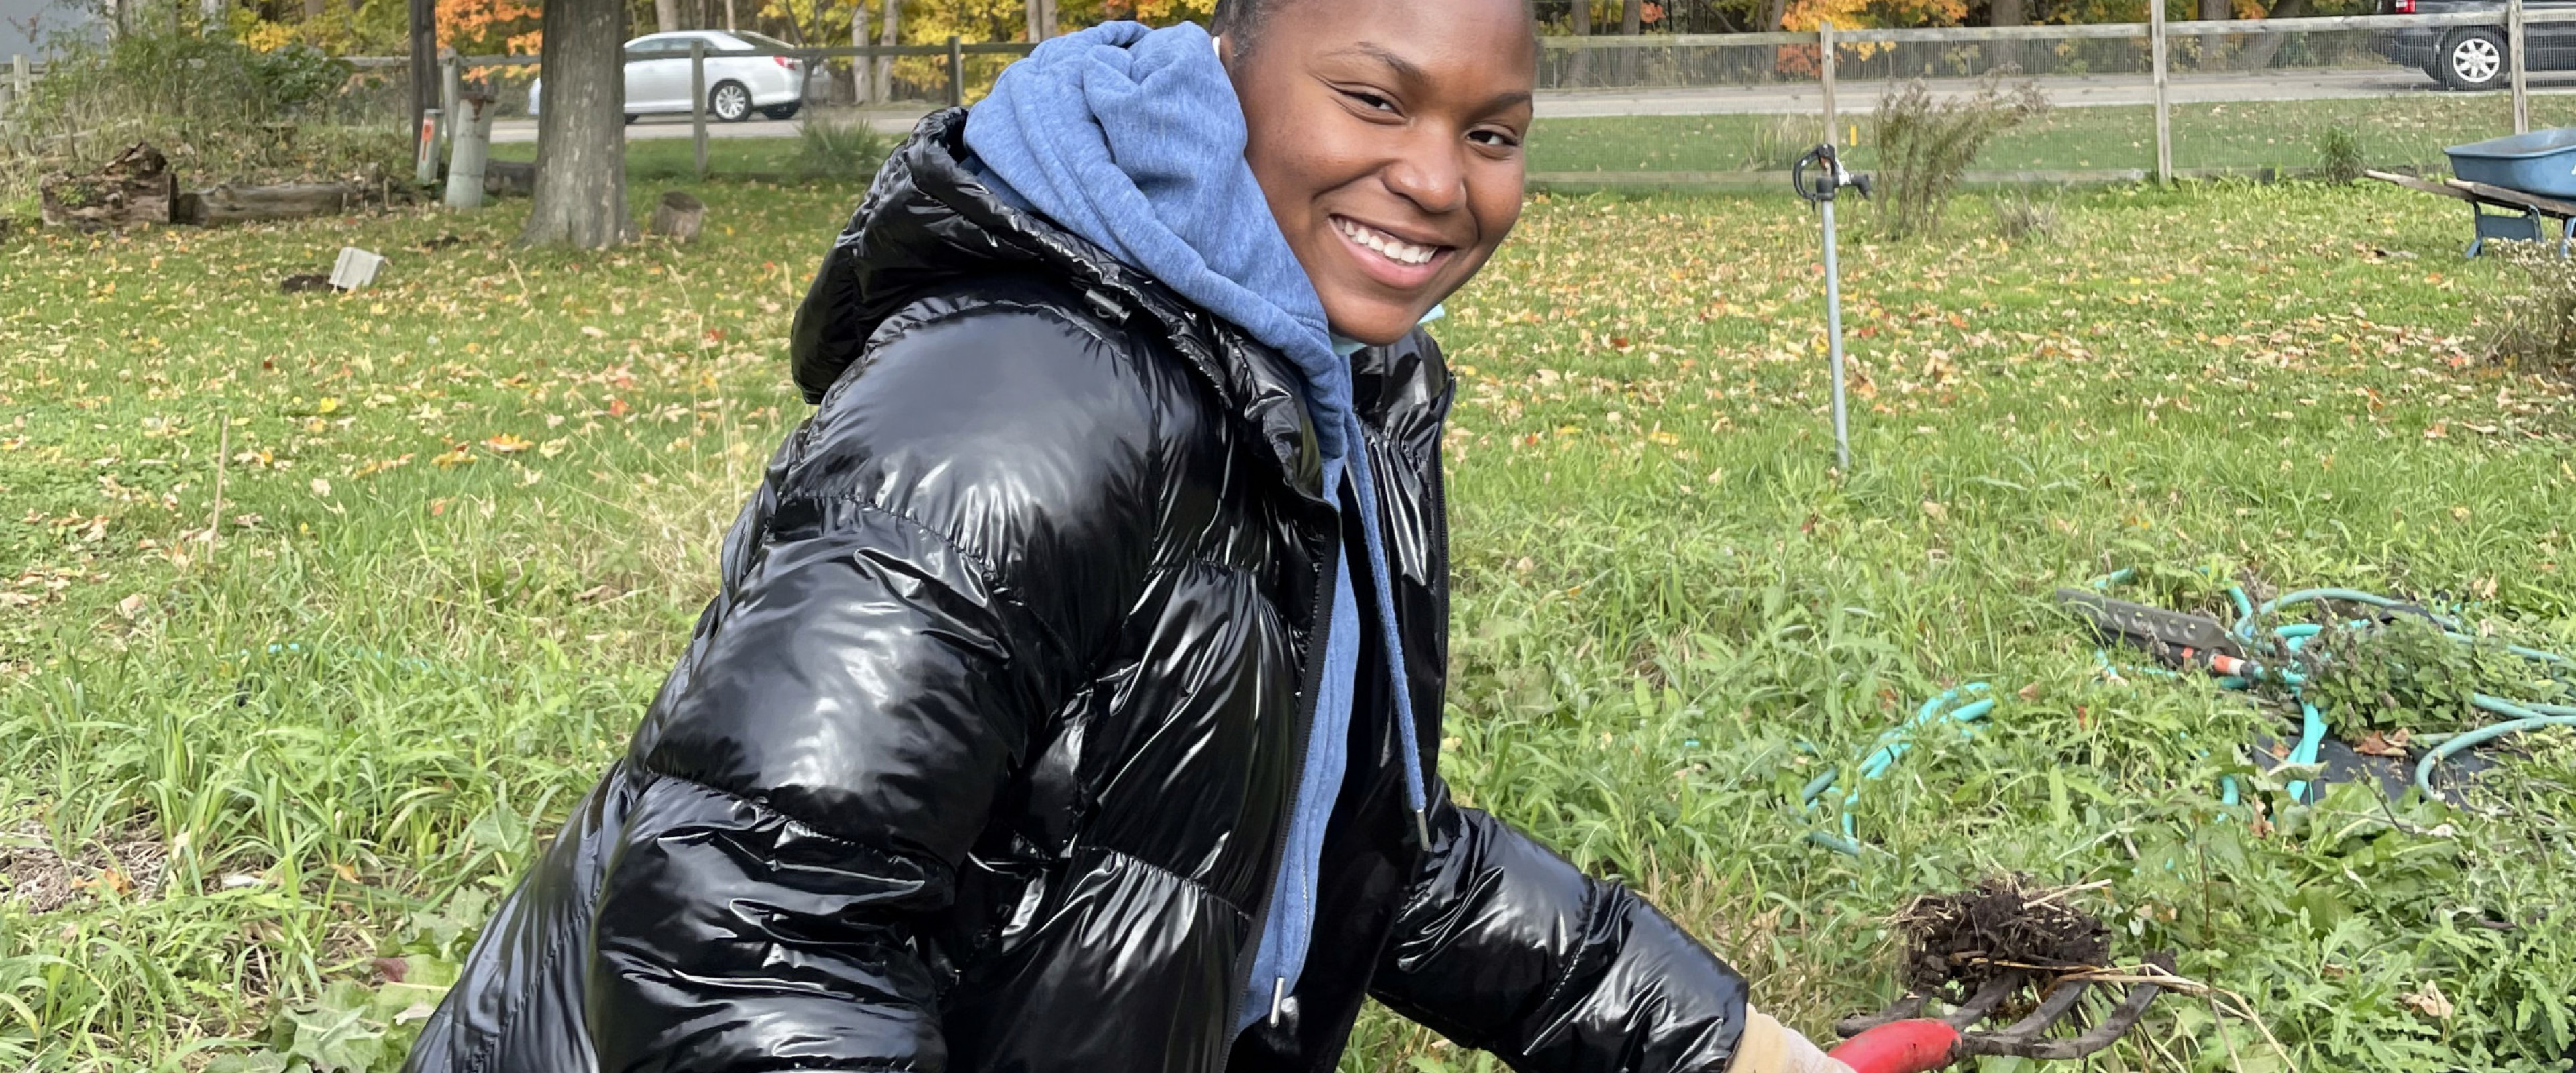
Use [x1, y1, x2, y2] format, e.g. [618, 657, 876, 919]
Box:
[1896, 874, 2111, 1000]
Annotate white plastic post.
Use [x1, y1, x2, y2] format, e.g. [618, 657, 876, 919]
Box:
[443, 93, 496, 208]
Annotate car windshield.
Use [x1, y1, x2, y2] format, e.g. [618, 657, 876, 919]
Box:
[724, 31, 796, 52]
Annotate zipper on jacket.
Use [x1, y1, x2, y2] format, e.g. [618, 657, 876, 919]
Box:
[1219, 504, 1342, 1054]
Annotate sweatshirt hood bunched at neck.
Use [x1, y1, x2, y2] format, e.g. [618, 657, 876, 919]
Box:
[961, 19, 1431, 1033]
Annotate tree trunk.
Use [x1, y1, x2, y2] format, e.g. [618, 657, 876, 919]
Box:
[174, 182, 361, 226]
[483, 159, 536, 197]
[1025, 0, 1055, 41]
[648, 190, 705, 241]
[1568, 0, 1593, 88]
[2200, 0, 2230, 20]
[2240, 0, 2306, 70]
[874, 0, 900, 103]
[723, 0, 735, 30]
[1617, 0, 1642, 85]
[850, 0, 871, 104]
[656, 0, 679, 32]
[1988, 0, 2026, 73]
[519, 0, 628, 249]
[408, 0, 437, 150]
[1761, 0, 1788, 31]
[303, 0, 325, 18]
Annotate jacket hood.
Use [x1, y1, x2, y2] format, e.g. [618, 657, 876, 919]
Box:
[788, 108, 1328, 497]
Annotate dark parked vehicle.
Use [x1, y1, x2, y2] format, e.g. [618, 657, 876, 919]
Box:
[2381, 0, 2576, 91]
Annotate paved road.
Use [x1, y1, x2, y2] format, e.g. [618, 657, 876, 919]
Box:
[1537, 65, 2576, 117]
[490, 64, 2576, 144]
[492, 109, 929, 144]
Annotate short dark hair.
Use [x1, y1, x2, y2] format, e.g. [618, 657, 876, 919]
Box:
[1208, 0, 1271, 43]
[1212, 0, 1537, 56]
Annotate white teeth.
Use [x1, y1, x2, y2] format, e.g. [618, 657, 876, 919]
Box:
[1335, 217, 1437, 267]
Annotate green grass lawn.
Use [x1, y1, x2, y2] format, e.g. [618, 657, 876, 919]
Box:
[3, 177, 2573, 1071]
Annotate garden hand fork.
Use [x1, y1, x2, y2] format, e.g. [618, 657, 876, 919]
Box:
[1825, 952, 2178, 1072]
[1792, 143, 1869, 471]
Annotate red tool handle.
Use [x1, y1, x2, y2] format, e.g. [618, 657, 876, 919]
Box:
[1825, 1019, 1963, 1073]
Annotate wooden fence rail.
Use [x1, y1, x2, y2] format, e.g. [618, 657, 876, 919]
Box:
[9, 11, 2563, 188]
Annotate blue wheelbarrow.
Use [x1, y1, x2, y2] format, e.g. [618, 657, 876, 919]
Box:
[2369, 127, 2576, 258]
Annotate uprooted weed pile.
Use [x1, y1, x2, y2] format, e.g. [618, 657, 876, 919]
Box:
[1897, 875, 2114, 1000]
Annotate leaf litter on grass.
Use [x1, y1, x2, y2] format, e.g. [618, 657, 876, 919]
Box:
[6, 181, 2576, 1072]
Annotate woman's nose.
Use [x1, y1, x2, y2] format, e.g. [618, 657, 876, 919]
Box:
[1383, 142, 1468, 216]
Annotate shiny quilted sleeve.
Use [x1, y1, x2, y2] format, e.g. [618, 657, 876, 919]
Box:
[584, 304, 1169, 1073]
[1370, 797, 1754, 1073]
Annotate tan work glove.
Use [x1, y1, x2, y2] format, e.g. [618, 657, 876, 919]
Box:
[1729, 1009, 1858, 1073]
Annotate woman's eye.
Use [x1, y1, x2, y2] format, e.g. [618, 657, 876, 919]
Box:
[1470, 129, 1523, 149]
[1344, 91, 1395, 112]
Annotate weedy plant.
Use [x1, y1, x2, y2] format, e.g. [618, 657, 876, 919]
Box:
[1989, 189, 2059, 243]
[2482, 241, 2576, 376]
[2314, 125, 2367, 184]
[794, 114, 897, 181]
[1743, 114, 1823, 172]
[1870, 73, 2049, 240]
[2305, 616, 2566, 738]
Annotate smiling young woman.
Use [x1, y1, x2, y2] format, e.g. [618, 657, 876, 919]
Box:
[1223, 0, 1536, 343]
[397, 3, 1845, 1073]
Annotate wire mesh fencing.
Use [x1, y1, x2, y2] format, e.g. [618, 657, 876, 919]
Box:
[256, 12, 2576, 192]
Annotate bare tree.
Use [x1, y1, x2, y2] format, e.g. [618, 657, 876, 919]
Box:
[1568, 0, 1593, 89]
[851, 0, 871, 104]
[1025, 0, 1055, 41]
[874, 0, 900, 103]
[657, 0, 680, 32]
[519, 0, 629, 249]
[1616, 0, 1641, 84]
[1989, 0, 2025, 74]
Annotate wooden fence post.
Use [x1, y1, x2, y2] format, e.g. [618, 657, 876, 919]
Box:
[691, 39, 709, 181]
[0, 54, 19, 153]
[1819, 20, 1837, 148]
[2510, 0, 2529, 133]
[947, 36, 965, 108]
[2151, 1, 2171, 184]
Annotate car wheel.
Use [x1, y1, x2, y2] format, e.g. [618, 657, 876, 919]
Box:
[710, 81, 754, 123]
[761, 103, 802, 121]
[2440, 29, 2507, 91]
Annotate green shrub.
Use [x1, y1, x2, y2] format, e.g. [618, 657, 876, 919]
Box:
[796, 113, 897, 180]
[1870, 72, 2049, 240]
[2315, 125, 2366, 184]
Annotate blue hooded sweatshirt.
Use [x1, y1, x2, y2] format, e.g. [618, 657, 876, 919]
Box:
[962, 19, 1431, 1034]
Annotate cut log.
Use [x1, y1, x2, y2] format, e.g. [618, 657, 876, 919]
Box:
[648, 190, 705, 243]
[484, 160, 535, 199]
[174, 183, 361, 227]
[40, 142, 176, 231]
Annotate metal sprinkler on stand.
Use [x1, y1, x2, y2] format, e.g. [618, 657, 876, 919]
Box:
[1793, 142, 1870, 470]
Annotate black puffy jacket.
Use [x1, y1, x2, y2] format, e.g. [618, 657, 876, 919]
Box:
[402, 110, 1750, 1073]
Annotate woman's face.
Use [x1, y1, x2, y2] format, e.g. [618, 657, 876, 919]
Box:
[1224, 0, 1536, 346]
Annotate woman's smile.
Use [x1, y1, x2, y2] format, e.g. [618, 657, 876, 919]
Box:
[1329, 214, 1454, 288]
